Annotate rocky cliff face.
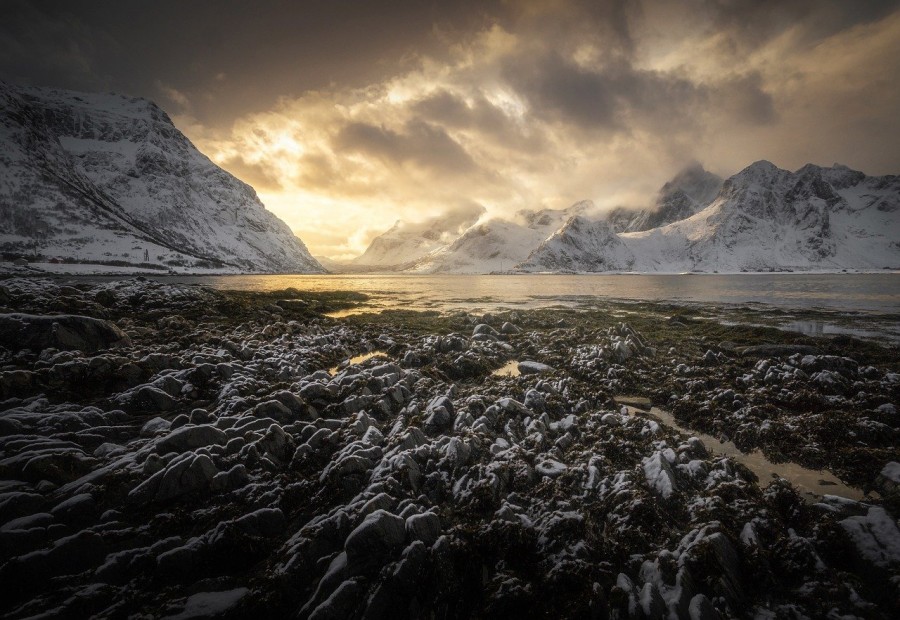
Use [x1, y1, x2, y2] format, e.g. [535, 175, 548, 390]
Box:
[517, 216, 634, 272]
[607, 162, 723, 233]
[619, 160, 900, 272]
[0, 82, 323, 273]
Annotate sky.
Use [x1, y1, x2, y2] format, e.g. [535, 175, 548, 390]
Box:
[3, 0, 900, 259]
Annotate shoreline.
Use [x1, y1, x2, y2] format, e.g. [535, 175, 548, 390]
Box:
[2, 261, 898, 277]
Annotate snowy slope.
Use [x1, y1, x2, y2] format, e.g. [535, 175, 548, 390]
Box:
[353, 207, 484, 268]
[408, 201, 591, 273]
[0, 82, 323, 273]
[517, 161, 899, 273]
[518, 216, 635, 272]
[607, 162, 723, 233]
[619, 161, 900, 272]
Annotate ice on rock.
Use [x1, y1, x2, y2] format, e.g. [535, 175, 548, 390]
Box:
[128, 453, 219, 505]
[688, 594, 721, 620]
[0, 313, 132, 353]
[473, 324, 499, 337]
[2, 276, 898, 617]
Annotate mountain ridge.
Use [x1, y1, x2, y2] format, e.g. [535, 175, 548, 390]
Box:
[350, 160, 898, 274]
[0, 81, 324, 273]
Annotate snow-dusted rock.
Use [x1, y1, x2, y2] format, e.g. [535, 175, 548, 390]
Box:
[156, 425, 227, 454]
[517, 360, 554, 375]
[405, 512, 441, 545]
[344, 510, 406, 571]
[839, 506, 900, 570]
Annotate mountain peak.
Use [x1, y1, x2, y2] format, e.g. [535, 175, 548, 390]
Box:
[0, 82, 323, 273]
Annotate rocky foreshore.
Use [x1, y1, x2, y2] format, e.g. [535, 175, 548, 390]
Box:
[0, 277, 898, 619]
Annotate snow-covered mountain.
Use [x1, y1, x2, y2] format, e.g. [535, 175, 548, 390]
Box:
[351, 159, 897, 274]
[517, 216, 635, 272]
[0, 82, 323, 273]
[607, 162, 723, 233]
[518, 161, 899, 273]
[408, 201, 591, 273]
[353, 206, 485, 269]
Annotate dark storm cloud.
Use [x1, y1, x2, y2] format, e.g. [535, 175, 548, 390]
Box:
[3, 0, 899, 258]
[410, 90, 547, 151]
[2, 0, 894, 130]
[501, 53, 710, 135]
[711, 73, 777, 126]
[0, 0, 506, 125]
[704, 0, 900, 44]
[411, 91, 475, 127]
[336, 120, 477, 175]
[504, 53, 620, 129]
[0, 1, 116, 88]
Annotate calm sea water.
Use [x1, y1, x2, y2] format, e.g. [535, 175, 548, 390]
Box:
[164, 273, 900, 314]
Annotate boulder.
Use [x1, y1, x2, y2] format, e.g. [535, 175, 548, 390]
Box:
[500, 322, 521, 334]
[50, 493, 97, 526]
[405, 512, 441, 545]
[156, 425, 228, 454]
[473, 324, 499, 337]
[518, 361, 553, 375]
[0, 313, 131, 353]
[344, 509, 406, 572]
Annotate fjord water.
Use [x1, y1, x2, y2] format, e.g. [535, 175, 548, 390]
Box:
[169, 273, 900, 313]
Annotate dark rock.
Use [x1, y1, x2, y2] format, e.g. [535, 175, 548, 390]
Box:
[0, 313, 131, 353]
[1, 530, 107, 596]
[309, 578, 366, 620]
[345, 509, 406, 573]
[50, 493, 97, 526]
[518, 360, 553, 375]
[118, 384, 177, 412]
[405, 511, 441, 545]
[156, 424, 228, 454]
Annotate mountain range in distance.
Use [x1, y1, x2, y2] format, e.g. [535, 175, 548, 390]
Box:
[1, 82, 897, 276]
[349, 160, 899, 274]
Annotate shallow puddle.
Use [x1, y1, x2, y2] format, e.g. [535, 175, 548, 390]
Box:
[778, 319, 894, 341]
[323, 307, 378, 318]
[491, 360, 521, 377]
[328, 350, 387, 375]
[616, 398, 870, 502]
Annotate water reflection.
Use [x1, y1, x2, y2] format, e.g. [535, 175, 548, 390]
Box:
[619, 401, 870, 502]
[162, 273, 900, 314]
[779, 320, 883, 339]
[491, 360, 521, 377]
[328, 351, 387, 376]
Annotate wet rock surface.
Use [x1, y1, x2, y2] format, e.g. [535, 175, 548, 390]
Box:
[0, 276, 898, 618]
